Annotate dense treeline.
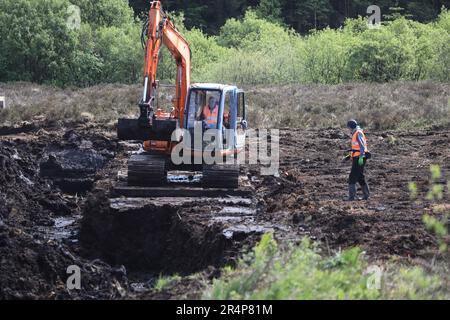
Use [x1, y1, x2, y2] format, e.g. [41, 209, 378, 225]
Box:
[0, 0, 142, 85]
[129, 0, 449, 34]
[163, 10, 450, 84]
[0, 0, 448, 86]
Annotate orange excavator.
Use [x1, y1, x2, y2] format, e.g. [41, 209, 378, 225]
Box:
[117, 1, 248, 190]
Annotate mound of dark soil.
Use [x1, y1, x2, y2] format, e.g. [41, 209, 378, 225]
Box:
[0, 125, 129, 299]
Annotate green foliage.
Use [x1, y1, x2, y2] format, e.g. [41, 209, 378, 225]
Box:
[217, 11, 290, 50]
[69, 0, 134, 28]
[408, 182, 418, 200]
[293, 0, 333, 31]
[95, 23, 142, 84]
[382, 267, 444, 300]
[202, 10, 450, 85]
[423, 214, 448, 253]
[255, 0, 283, 24]
[387, 134, 397, 146]
[203, 233, 448, 300]
[154, 274, 182, 292]
[0, 0, 76, 84]
[0, 0, 141, 86]
[302, 28, 349, 84]
[0, 1, 448, 86]
[129, 1, 447, 35]
[409, 165, 449, 255]
[421, 165, 449, 254]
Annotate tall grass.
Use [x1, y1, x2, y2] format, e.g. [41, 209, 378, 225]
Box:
[0, 81, 449, 130]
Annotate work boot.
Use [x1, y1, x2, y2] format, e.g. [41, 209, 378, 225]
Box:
[362, 184, 370, 200]
[345, 184, 357, 201]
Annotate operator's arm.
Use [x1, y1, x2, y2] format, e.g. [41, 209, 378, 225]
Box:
[357, 132, 366, 157]
[200, 106, 207, 121]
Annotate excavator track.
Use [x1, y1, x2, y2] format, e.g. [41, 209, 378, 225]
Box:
[202, 164, 240, 189]
[127, 154, 167, 187]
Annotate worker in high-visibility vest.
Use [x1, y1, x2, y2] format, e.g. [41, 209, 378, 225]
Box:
[345, 119, 371, 201]
[202, 97, 219, 129]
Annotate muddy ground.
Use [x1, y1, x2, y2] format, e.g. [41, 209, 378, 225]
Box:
[0, 120, 448, 299]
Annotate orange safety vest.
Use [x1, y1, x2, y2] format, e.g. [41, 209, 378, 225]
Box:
[351, 129, 368, 158]
[203, 105, 219, 126]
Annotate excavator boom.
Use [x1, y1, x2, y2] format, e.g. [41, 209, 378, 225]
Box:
[118, 1, 190, 143]
[141, 1, 190, 126]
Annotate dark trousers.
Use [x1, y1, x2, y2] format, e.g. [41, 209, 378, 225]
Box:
[349, 157, 367, 186]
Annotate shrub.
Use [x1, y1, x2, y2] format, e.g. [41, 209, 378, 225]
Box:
[203, 233, 449, 300]
[0, 0, 141, 86]
[95, 23, 142, 84]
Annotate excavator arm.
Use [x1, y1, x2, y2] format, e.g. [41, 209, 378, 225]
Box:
[118, 1, 191, 143]
[140, 1, 191, 128]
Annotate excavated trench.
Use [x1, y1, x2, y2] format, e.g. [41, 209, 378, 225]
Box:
[80, 193, 237, 274]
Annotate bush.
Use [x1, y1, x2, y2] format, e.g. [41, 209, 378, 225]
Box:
[203, 233, 449, 300]
[95, 23, 142, 84]
[302, 28, 349, 84]
[345, 24, 412, 82]
[193, 9, 450, 86]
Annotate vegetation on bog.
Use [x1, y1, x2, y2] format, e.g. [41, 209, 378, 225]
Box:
[154, 274, 182, 292]
[412, 165, 450, 255]
[1, 82, 449, 130]
[203, 233, 449, 300]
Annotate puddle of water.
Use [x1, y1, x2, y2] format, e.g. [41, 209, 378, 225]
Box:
[19, 172, 34, 186]
[223, 225, 274, 240]
[38, 216, 80, 242]
[130, 282, 151, 293]
[212, 216, 249, 223]
[218, 206, 255, 215]
[54, 217, 76, 229]
[167, 173, 202, 184]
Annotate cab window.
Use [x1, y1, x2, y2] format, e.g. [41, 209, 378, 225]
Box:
[223, 91, 232, 129]
[186, 89, 221, 129]
[237, 92, 245, 129]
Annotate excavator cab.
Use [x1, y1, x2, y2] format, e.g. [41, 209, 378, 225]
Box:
[185, 84, 247, 153]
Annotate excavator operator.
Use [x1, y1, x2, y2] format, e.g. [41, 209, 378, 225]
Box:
[202, 97, 219, 129]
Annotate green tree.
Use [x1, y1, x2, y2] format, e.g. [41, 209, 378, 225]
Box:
[69, 0, 135, 28]
[255, 0, 283, 24]
[95, 23, 142, 83]
[0, 0, 76, 84]
[294, 0, 333, 32]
